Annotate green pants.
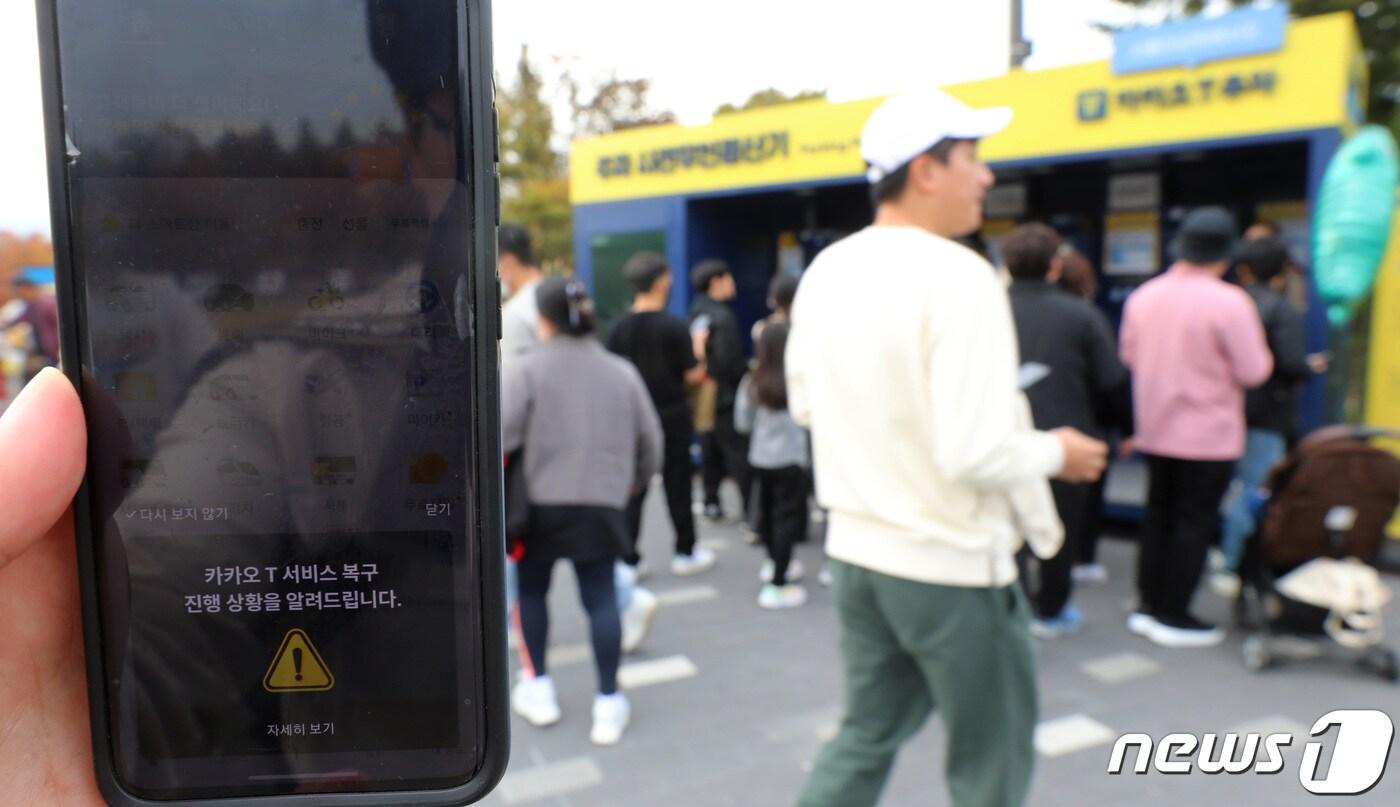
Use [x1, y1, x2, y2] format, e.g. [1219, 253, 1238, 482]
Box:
[797, 560, 1038, 807]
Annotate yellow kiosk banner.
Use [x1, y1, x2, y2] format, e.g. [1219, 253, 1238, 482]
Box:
[571, 13, 1360, 206]
[1365, 206, 1400, 540]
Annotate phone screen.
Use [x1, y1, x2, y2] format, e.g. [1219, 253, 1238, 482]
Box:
[52, 0, 487, 798]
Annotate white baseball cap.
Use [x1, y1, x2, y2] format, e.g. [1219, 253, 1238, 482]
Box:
[860, 87, 1012, 183]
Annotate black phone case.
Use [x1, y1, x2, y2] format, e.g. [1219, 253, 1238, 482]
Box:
[34, 1, 509, 804]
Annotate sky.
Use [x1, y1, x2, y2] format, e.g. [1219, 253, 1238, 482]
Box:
[0, 0, 1144, 238]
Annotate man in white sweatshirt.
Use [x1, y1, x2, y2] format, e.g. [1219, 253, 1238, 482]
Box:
[788, 88, 1108, 807]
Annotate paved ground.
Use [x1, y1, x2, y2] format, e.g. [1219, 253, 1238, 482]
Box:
[482, 480, 1400, 806]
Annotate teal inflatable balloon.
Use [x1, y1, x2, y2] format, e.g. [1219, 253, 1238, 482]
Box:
[1313, 125, 1400, 326]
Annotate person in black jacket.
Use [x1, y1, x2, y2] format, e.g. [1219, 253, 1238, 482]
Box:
[1214, 235, 1318, 595]
[608, 253, 716, 578]
[1056, 246, 1124, 586]
[689, 259, 752, 527]
[1004, 224, 1128, 638]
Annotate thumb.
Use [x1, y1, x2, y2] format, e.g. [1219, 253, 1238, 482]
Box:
[0, 368, 87, 569]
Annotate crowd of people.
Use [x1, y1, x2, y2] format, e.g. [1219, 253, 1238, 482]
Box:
[1001, 211, 1323, 647]
[488, 86, 1332, 801]
[0, 84, 1337, 807]
[495, 221, 822, 744]
[0, 272, 59, 407]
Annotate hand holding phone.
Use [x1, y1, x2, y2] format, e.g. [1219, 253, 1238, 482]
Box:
[37, 1, 508, 803]
[0, 369, 101, 806]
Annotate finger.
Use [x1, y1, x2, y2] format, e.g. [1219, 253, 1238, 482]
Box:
[0, 368, 87, 570]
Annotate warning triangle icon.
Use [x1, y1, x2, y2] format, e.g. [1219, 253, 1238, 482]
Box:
[263, 629, 335, 692]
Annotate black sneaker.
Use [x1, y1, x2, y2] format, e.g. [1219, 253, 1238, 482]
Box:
[702, 503, 723, 522]
[1147, 614, 1225, 648]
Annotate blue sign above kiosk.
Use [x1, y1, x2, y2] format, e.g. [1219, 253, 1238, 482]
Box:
[1113, 4, 1287, 75]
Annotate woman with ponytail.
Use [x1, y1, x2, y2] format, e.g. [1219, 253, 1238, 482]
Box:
[501, 277, 663, 745]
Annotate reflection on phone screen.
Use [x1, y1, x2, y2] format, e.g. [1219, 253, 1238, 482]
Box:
[55, 0, 485, 798]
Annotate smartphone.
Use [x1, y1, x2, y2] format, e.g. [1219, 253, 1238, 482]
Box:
[36, 1, 508, 803]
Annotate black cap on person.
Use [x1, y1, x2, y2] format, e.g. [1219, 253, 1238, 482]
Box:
[1171, 207, 1239, 265]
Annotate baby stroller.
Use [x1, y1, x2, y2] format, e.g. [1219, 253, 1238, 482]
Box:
[1234, 425, 1400, 682]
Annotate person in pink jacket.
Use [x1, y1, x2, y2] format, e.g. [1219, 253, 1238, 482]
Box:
[1120, 207, 1273, 649]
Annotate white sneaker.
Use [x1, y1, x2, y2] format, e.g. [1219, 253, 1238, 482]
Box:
[818, 564, 832, 587]
[671, 547, 717, 576]
[1127, 611, 1158, 637]
[621, 587, 658, 654]
[511, 676, 561, 727]
[616, 560, 649, 587]
[741, 525, 762, 545]
[1210, 571, 1242, 599]
[759, 558, 805, 584]
[1072, 563, 1109, 586]
[1147, 617, 1226, 648]
[758, 583, 808, 609]
[615, 562, 639, 590]
[1207, 547, 1228, 573]
[590, 692, 631, 745]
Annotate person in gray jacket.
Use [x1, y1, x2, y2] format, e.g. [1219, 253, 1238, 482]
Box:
[502, 277, 663, 746]
[735, 321, 810, 609]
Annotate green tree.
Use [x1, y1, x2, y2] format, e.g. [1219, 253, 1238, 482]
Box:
[496, 46, 571, 268]
[497, 45, 561, 185]
[566, 75, 677, 138]
[507, 177, 573, 272]
[1114, 0, 1217, 16]
[714, 87, 827, 116]
[494, 49, 679, 269]
[1109, 1, 1400, 138]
